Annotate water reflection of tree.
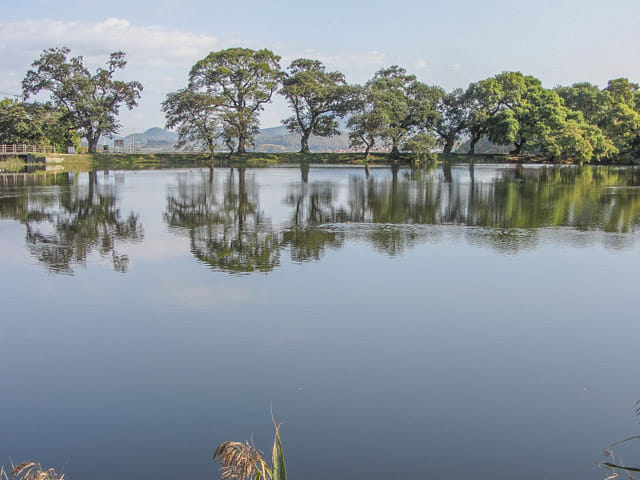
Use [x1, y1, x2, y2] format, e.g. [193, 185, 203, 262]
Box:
[0, 172, 143, 274]
[165, 168, 280, 273]
[352, 165, 640, 253]
[164, 165, 640, 274]
[282, 180, 345, 262]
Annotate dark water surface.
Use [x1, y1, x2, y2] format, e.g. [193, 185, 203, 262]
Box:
[1, 164, 639, 480]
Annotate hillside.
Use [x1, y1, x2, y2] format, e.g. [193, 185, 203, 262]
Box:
[254, 126, 350, 152]
[97, 126, 351, 153]
[454, 137, 514, 155]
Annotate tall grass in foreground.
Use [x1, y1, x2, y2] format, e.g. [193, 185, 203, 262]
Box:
[1, 462, 64, 480]
[214, 421, 286, 480]
[1, 421, 286, 480]
[600, 400, 640, 479]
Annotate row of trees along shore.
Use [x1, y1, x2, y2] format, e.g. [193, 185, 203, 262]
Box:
[1, 46, 639, 163]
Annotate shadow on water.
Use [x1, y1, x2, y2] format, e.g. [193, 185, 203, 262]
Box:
[0, 171, 144, 274]
[163, 164, 640, 273]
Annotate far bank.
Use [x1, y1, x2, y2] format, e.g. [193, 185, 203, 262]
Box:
[9, 151, 636, 174]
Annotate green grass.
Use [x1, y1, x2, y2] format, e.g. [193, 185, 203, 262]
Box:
[23, 150, 589, 173]
[58, 151, 398, 170]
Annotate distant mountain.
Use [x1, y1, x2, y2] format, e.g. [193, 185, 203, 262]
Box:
[118, 127, 178, 145]
[454, 137, 513, 155]
[98, 125, 352, 153]
[254, 125, 350, 152]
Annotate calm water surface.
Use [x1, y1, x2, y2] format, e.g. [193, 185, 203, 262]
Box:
[1, 164, 639, 480]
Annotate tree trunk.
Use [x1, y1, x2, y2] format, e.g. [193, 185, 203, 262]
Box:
[300, 131, 311, 154]
[443, 132, 456, 154]
[469, 132, 481, 154]
[88, 135, 100, 153]
[510, 141, 523, 155]
[364, 144, 371, 159]
[237, 135, 246, 154]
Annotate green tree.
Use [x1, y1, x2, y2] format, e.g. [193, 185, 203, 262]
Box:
[402, 133, 437, 162]
[433, 88, 473, 153]
[22, 47, 142, 153]
[0, 99, 79, 150]
[280, 58, 355, 153]
[347, 85, 386, 159]
[541, 112, 616, 163]
[464, 77, 506, 154]
[0, 99, 44, 144]
[485, 73, 578, 156]
[162, 87, 221, 155]
[189, 48, 282, 154]
[601, 79, 640, 159]
[366, 66, 440, 157]
[555, 82, 608, 125]
[556, 79, 640, 161]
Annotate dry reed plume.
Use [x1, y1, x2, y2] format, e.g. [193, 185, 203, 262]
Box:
[213, 441, 266, 480]
[1, 462, 64, 480]
[213, 418, 287, 480]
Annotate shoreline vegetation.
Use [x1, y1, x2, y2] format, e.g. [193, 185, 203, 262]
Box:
[4, 47, 640, 164]
[6, 151, 636, 173]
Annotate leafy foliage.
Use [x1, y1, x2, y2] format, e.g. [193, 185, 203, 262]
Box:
[162, 87, 221, 154]
[188, 48, 282, 154]
[22, 47, 142, 153]
[0, 99, 79, 150]
[433, 88, 471, 153]
[365, 66, 441, 156]
[347, 85, 386, 158]
[402, 132, 437, 162]
[281, 58, 356, 153]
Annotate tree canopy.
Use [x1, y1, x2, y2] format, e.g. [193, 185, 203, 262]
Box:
[0, 98, 80, 150]
[22, 47, 142, 153]
[162, 87, 221, 155]
[365, 66, 441, 156]
[280, 58, 356, 153]
[14, 45, 640, 164]
[188, 48, 282, 154]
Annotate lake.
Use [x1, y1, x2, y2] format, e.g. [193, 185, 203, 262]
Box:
[1, 164, 639, 480]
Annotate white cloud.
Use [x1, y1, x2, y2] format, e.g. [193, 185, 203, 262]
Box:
[0, 17, 221, 70]
[0, 17, 228, 130]
[0, 18, 397, 130]
[414, 59, 428, 70]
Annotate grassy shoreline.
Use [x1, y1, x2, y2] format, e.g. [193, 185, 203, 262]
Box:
[9, 151, 635, 173]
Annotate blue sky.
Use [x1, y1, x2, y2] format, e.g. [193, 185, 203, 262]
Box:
[2, 0, 639, 133]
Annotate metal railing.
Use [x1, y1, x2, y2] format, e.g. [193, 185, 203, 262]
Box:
[0, 144, 57, 154]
